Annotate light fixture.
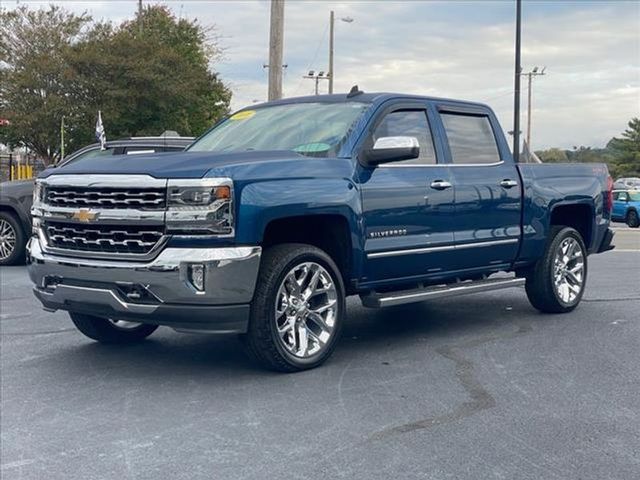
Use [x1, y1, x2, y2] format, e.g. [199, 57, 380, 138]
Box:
[189, 264, 205, 292]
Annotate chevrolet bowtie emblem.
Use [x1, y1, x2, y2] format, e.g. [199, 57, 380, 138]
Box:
[72, 209, 98, 223]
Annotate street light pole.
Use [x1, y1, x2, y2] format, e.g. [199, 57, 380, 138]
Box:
[303, 71, 329, 95]
[327, 12, 353, 94]
[512, 0, 522, 163]
[328, 11, 335, 94]
[521, 66, 546, 148]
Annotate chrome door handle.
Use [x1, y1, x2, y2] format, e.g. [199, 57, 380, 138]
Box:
[430, 180, 452, 190]
[500, 179, 518, 189]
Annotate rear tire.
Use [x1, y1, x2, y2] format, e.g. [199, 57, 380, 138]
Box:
[69, 312, 158, 344]
[243, 243, 346, 372]
[525, 226, 587, 313]
[0, 211, 26, 266]
[627, 210, 639, 228]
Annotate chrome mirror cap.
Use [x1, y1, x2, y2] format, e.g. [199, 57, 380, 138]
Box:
[372, 136, 419, 150]
[363, 136, 420, 166]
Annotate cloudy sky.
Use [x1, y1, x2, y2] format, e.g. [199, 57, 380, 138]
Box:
[7, 0, 640, 149]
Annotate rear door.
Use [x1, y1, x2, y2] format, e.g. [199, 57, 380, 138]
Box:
[359, 101, 456, 285]
[436, 105, 522, 272]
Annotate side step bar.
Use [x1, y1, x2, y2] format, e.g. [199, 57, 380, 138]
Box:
[360, 276, 525, 308]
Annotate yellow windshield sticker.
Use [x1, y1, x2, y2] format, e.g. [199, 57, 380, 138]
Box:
[230, 110, 256, 121]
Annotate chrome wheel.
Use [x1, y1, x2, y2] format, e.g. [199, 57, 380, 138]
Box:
[107, 319, 144, 330]
[0, 219, 16, 261]
[552, 237, 585, 304]
[274, 262, 338, 358]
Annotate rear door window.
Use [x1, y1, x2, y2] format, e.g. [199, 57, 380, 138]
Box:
[441, 113, 501, 165]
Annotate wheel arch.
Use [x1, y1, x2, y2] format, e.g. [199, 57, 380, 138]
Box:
[261, 214, 357, 294]
[549, 203, 594, 250]
[0, 202, 30, 231]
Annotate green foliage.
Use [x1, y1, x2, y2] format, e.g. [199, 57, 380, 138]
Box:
[0, 5, 230, 165]
[607, 118, 640, 178]
[535, 148, 568, 163]
[0, 6, 91, 164]
[535, 118, 640, 179]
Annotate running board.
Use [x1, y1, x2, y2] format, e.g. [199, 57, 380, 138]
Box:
[360, 277, 525, 308]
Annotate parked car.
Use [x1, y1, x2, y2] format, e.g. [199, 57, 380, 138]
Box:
[0, 135, 193, 265]
[27, 92, 614, 371]
[613, 177, 640, 189]
[612, 189, 640, 228]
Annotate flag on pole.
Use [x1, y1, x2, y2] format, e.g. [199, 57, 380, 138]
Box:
[95, 111, 106, 150]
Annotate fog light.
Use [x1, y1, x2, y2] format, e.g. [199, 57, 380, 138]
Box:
[189, 264, 205, 291]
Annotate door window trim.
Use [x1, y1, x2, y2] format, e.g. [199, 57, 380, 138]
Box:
[362, 101, 443, 168]
[436, 104, 506, 167]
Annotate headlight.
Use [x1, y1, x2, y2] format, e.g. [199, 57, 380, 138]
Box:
[165, 178, 234, 235]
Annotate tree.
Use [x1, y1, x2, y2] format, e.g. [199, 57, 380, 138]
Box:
[69, 5, 230, 141]
[535, 148, 569, 163]
[0, 6, 91, 164]
[607, 118, 640, 178]
[0, 4, 231, 165]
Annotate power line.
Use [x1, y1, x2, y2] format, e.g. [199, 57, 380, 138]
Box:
[292, 23, 329, 96]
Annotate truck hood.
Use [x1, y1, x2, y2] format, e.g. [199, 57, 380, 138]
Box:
[39, 150, 312, 179]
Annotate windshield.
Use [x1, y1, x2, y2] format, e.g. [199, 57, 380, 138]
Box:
[188, 102, 369, 157]
[59, 147, 114, 166]
[629, 191, 640, 201]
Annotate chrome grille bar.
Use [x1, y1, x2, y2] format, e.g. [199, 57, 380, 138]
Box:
[44, 221, 164, 255]
[45, 186, 166, 210]
[33, 175, 170, 260]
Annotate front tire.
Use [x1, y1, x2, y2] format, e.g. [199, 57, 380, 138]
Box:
[244, 244, 346, 372]
[525, 226, 588, 313]
[69, 312, 158, 344]
[0, 211, 26, 266]
[627, 210, 639, 228]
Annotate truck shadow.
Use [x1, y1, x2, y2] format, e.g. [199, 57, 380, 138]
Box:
[51, 291, 537, 380]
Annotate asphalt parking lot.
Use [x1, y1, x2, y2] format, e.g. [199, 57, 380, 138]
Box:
[1, 228, 639, 480]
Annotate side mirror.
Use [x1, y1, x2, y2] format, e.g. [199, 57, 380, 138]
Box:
[362, 136, 420, 166]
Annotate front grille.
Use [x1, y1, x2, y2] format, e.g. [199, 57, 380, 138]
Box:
[45, 186, 166, 210]
[44, 221, 164, 255]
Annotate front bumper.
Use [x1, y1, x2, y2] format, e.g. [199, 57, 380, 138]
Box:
[27, 237, 261, 333]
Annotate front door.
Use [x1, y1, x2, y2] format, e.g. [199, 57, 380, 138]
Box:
[437, 106, 522, 272]
[359, 104, 456, 285]
[612, 191, 628, 221]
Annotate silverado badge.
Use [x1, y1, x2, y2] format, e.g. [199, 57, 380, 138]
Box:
[72, 209, 98, 223]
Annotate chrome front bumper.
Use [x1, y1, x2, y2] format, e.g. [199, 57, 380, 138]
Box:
[27, 237, 261, 333]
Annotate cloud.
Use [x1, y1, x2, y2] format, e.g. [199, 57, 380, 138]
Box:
[8, 0, 640, 148]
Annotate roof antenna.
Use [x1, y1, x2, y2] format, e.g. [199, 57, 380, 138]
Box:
[347, 85, 363, 98]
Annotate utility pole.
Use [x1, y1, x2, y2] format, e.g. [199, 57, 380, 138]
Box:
[303, 71, 329, 95]
[512, 0, 522, 163]
[267, 0, 285, 101]
[520, 66, 546, 148]
[328, 11, 335, 94]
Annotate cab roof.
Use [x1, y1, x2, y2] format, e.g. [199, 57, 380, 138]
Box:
[253, 92, 492, 111]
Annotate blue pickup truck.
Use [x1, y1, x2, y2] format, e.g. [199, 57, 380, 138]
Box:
[27, 92, 615, 371]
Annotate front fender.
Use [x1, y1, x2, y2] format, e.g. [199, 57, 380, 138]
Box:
[234, 177, 362, 246]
